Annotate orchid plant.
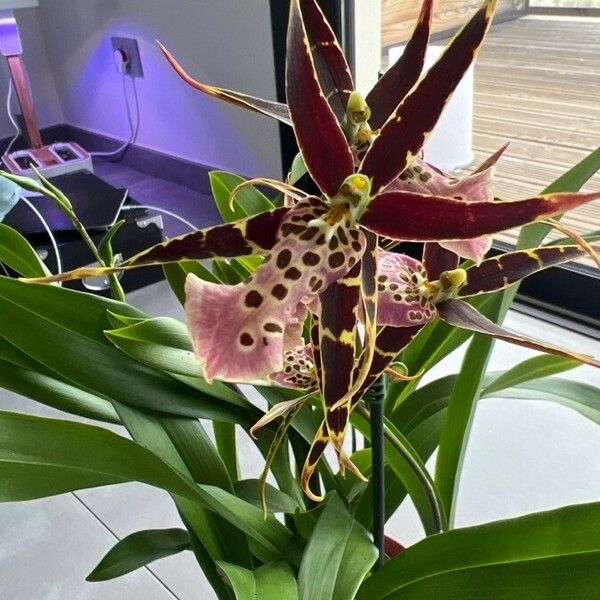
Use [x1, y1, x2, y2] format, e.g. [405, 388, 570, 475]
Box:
[1, 0, 600, 597]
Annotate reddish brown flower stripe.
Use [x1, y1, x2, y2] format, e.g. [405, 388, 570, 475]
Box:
[366, 0, 433, 130]
[286, 0, 354, 197]
[360, 191, 600, 242]
[158, 42, 292, 125]
[361, 0, 498, 195]
[437, 299, 600, 368]
[459, 245, 587, 297]
[300, 0, 354, 122]
[423, 243, 460, 280]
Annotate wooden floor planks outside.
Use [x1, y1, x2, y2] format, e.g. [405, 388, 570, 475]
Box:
[467, 15, 600, 252]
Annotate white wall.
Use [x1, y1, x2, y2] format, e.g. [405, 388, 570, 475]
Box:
[30, 0, 281, 179]
[0, 7, 63, 138]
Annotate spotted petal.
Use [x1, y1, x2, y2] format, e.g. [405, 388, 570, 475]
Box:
[185, 198, 366, 383]
[459, 245, 591, 298]
[286, 0, 354, 197]
[270, 344, 317, 390]
[22, 208, 291, 285]
[158, 42, 292, 125]
[376, 251, 437, 327]
[366, 0, 433, 130]
[437, 299, 600, 368]
[360, 191, 600, 242]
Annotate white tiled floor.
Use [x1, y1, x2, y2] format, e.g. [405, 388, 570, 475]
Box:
[1, 280, 599, 599]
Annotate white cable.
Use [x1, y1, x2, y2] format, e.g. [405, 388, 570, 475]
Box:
[90, 72, 140, 159]
[19, 195, 62, 276]
[120, 204, 198, 231]
[5, 79, 21, 156]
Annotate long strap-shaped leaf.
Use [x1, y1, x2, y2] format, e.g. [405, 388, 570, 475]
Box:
[360, 190, 600, 241]
[361, 0, 498, 195]
[286, 0, 354, 197]
[300, 0, 354, 122]
[366, 0, 433, 130]
[23, 207, 291, 284]
[158, 42, 292, 125]
[459, 245, 589, 297]
[437, 299, 600, 368]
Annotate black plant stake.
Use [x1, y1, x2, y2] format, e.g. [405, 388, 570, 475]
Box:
[365, 375, 386, 570]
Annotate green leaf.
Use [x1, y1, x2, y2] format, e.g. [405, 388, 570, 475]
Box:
[87, 528, 191, 582]
[357, 502, 600, 599]
[298, 494, 377, 600]
[214, 421, 239, 481]
[352, 410, 445, 536]
[434, 293, 502, 524]
[209, 171, 274, 223]
[218, 561, 298, 600]
[483, 354, 579, 396]
[104, 316, 244, 405]
[234, 479, 300, 514]
[162, 260, 221, 305]
[0, 358, 120, 424]
[0, 224, 50, 277]
[0, 280, 256, 424]
[289, 152, 308, 185]
[98, 219, 126, 266]
[0, 410, 303, 566]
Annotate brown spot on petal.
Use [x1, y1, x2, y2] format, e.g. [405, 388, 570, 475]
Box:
[285, 267, 302, 280]
[271, 284, 288, 300]
[350, 230, 360, 241]
[328, 252, 345, 269]
[352, 241, 362, 252]
[245, 290, 263, 308]
[316, 233, 326, 245]
[338, 229, 348, 245]
[329, 237, 339, 251]
[276, 249, 292, 269]
[302, 251, 320, 266]
[264, 322, 283, 333]
[300, 226, 319, 241]
[389, 283, 398, 291]
[263, 337, 269, 346]
[240, 333, 254, 346]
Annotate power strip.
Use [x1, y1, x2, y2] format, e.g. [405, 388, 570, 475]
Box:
[2, 141, 93, 177]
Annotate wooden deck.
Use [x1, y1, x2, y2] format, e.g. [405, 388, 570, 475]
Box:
[469, 15, 600, 250]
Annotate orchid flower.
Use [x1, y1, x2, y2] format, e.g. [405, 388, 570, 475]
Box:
[20, 0, 600, 500]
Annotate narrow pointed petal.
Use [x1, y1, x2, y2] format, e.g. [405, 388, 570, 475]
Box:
[459, 245, 589, 298]
[158, 42, 291, 125]
[366, 0, 433, 129]
[437, 299, 600, 369]
[471, 142, 509, 174]
[286, 0, 354, 197]
[319, 262, 361, 448]
[300, 0, 354, 121]
[301, 421, 330, 501]
[423, 243, 459, 280]
[376, 251, 437, 327]
[186, 199, 366, 383]
[351, 325, 424, 408]
[361, 0, 498, 194]
[250, 395, 308, 437]
[360, 191, 600, 242]
[22, 208, 291, 285]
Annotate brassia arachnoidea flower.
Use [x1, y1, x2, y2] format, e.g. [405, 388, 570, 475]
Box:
[20, 0, 600, 499]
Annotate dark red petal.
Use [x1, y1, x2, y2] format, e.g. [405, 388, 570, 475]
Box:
[423, 243, 460, 280]
[361, 0, 498, 195]
[437, 299, 600, 368]
[366, 0, 433, 130]
[286, 0, 354, 197]
[471, 142, 510, 175]
[158, 42, 291, 125]
[360, 190, 600, 241]
[24, 208, 292, 285]
[319, 262, 361, 446]
[459, 245, 588, 298]
[300, 0, 354, 122]
[351, 325, 423, 409]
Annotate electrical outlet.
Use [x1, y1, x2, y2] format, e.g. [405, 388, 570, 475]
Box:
[111, 36, 143, 77]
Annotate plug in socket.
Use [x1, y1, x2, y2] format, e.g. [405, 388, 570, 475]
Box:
[111, 36, 143, 77]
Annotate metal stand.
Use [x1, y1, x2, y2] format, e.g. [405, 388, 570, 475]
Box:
[366, 376, 385, 570]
